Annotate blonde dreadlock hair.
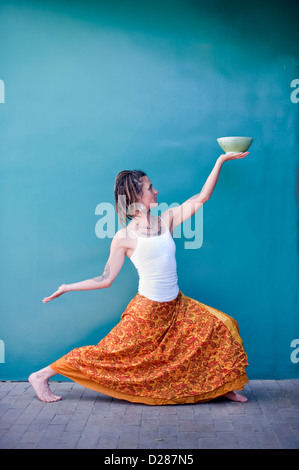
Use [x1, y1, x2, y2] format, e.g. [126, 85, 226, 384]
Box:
[114, 170, 147, 226]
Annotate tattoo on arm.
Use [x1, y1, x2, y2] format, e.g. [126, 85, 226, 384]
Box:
[92, 263, 110, 283]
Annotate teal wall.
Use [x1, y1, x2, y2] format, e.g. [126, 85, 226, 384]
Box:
[0, 0, 298, 381]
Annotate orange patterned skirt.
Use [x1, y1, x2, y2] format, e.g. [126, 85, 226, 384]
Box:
[50, 291, 249, 405]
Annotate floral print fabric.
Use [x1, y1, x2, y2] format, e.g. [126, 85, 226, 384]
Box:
[51, 291, 249, 404]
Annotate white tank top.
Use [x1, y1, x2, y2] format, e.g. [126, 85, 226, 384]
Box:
[127, 216, 180, 302]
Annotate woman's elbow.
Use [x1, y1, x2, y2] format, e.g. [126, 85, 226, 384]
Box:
[199, 193, 209, 204]
[105, 277, 115, 288]
[93, 278, 113, 289]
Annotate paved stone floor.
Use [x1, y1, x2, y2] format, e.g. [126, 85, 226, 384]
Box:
[0, 380, 298, 449]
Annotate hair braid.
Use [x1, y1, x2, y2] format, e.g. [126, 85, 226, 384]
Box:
[114, 170, 147, 226]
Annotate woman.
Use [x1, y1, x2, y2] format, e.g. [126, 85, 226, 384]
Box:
[29, 151, 250, 404]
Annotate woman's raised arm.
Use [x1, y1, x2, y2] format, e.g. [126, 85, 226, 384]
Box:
[163, 152, 249, 230]
[42, 232, 126, 303]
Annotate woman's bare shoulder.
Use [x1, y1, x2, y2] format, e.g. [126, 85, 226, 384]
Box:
[113, 228, 137, 246]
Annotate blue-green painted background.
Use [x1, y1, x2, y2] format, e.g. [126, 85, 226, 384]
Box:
[0, 0, 298, 380]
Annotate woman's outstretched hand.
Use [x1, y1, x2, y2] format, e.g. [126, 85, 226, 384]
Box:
[42, 284, 69, 304]
[219, 151, 249, 162]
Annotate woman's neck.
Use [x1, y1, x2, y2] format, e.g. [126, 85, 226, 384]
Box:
[134, 210, 153, 229]
[132, 213, 163, 237]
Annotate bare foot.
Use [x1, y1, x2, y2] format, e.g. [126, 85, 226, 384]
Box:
[224, 391, 248, 402]
[29, 371, 62, 403]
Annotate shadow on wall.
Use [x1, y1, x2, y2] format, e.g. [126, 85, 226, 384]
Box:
[42, 0, 299, 61]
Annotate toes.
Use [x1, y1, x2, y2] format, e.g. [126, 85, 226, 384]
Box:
[46, 395, 62, 403]
[53, 396, 62, 402]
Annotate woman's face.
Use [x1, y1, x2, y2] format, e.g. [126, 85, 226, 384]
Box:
[140, 176, 159, 210]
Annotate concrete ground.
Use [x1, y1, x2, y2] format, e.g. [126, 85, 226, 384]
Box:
[0, 379, 298, 449]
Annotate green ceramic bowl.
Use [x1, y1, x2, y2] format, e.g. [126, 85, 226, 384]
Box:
[217, 136, 253, 154]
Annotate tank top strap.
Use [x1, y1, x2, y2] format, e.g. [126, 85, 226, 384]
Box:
[159, 215, 171, 235]
[159, 215, 167, 229]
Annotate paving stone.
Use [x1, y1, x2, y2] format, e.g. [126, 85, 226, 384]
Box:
[177, 419, 197, 432]
[0, 424, 30, 449]
[158, 424, 179, 439]
[247, 412, 271, 431]
[123, 413, 142, 425]
[216, 431, 240, 449]
[97, 431, 120, 449]
[176, 405, 194, 420]
[230, 414, 251, 427]
[178, 431, 200, 449]
[158, 406, 177, 415]
[65, 416, 89, 432]
[226, 403, 246, 414]
[117, 425, 140, 449]
[213, 419, 234, 432]
[1, 408, 22, 429]
[211, 403, 230, 420]
[0, 380, 299, 449]
[141, 409, 160, 421]
[156, 436, 181, 449]
[140, 419, 159, 432]
[270, 423, 299, 449]
[237, 432, 262, 449]
[288, 418, 299, 431]
[195, 421, 217, 438]
[55, 431, 81, 449]
[35, 424, 66, 449]
[26, 419, 53, 432]
[50, 413, 72, 425]
[20, 429, 44, 445]
[198, 437, 219, 449]
[124, 404, 142, 414]
[76, 429, 101, 449]
[138, 435, 161, 449]
[159, 413, 177, 425]
[255, 429, 283, 449]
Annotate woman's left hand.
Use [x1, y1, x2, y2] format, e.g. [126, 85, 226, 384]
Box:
[219, 152, 249, 162]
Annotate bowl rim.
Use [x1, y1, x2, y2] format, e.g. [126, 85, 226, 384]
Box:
[217, 136, 253, 140]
